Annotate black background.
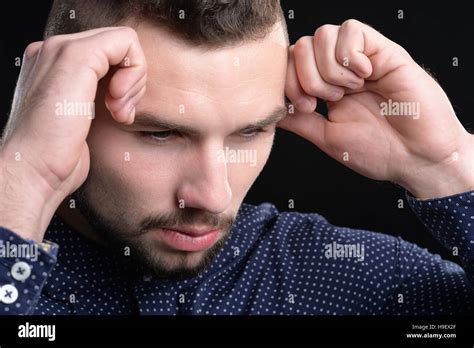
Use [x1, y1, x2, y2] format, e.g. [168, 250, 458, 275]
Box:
[1, 315, 474, 345]
[0, 1, 473, 264]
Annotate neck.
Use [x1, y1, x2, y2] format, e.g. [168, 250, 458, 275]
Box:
[56, 199, 105, 246]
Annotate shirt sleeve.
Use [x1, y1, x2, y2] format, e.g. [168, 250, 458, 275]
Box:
[382, 190, 474, 314]
[0, 227, 58, 315]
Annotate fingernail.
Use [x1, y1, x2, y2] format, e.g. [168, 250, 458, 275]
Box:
[295, 98, 313, 112]
[329, 90, 344, 101]
[347, 82, 360, 90]
[128, 106, 135, 123]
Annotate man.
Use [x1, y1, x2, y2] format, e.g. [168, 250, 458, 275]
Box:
[0, 0, 472, 315]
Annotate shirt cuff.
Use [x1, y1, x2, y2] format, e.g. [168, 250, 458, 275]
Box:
[0, 226, 58, 314]
[406, 189, 474, 269]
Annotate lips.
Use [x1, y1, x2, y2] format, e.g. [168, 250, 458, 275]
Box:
[165, 226, 219, 237]
[155, 226, 220, 252]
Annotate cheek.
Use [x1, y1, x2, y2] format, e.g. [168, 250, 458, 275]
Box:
[87, 125, 179, 206]
[227, 135, 274, 198]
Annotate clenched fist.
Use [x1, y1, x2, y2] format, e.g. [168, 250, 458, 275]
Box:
[0, 27, 147, 241]
[279, 19, 474, 199]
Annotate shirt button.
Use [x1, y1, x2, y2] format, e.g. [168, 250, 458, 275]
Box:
[0, 284, 19, 304]
[11, 261, 31, 281]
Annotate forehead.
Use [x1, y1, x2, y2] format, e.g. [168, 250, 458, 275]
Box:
[132, 21, 288, 117]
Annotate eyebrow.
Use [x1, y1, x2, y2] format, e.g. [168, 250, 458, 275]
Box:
[131, 105, 289, 134]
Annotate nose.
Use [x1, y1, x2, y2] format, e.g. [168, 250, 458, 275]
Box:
[176, 142, 232, 214]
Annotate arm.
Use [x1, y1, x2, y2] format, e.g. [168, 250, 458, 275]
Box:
[0, 228, 58, 314]
[278, 19, 474, 201]
[383, 190, 474, 314]
[0, 27, 147, 314]
[276, 19, 474, 313]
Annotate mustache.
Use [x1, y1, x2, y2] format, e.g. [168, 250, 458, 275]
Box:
[138, 208, 236, 234]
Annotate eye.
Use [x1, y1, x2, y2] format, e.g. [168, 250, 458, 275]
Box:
[140, 130, 179, 143]
[239, 127, 266, 139]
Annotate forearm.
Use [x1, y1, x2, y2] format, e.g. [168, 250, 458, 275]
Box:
[407, 188, 474, 276]
[383, 239, 474, 315]
[0, 150, 59, 242]
[398, 133, 474, 200]
[382, 188, 474, 314]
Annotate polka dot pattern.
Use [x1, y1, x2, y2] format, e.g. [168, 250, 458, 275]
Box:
[0, 190, 473, 315]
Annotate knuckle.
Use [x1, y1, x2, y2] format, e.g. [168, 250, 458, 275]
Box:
[293, 36, 313, 57]
[41, 36, 63, 55]
[120, 26, 139, 41]
[57, 40, 84, 61]
[322, 69, 341, 83]
[285, 83, 299, 101]
[24, 42, 42, 59]
[301, 79, 321, 96]
[314, 25, 333, 41]
[342, 19, 362, 30]
[335, 49, 350, 63]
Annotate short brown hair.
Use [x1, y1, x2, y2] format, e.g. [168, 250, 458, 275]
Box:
[44, 0, 286, 47]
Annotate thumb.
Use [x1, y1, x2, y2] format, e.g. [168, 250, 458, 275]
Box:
[277, 111, 330, 151]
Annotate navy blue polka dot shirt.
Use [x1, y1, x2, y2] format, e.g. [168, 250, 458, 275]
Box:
[0, 190, 473, 315]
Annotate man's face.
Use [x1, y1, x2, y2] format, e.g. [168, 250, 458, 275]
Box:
[77, 20, 288, 278]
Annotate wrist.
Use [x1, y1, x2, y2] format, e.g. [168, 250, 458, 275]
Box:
[397, 135, 474, 200]
[0, 151, 59, 242]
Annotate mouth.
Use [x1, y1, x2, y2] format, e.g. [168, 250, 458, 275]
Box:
[153, 226, 221, 252]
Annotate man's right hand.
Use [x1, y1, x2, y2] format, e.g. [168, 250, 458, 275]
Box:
[0, 27, 147, 242]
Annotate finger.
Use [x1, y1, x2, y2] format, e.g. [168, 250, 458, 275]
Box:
[293, 36, 345, 102]
[106, 85, 146, 124]
[36, 27, 127, 68]
[29, 28, 128, 84]
[336, 19, 409, 81]
[124, 86, 147, 124]
[105, 73, 147, 115]
[9, 41, 44, 119]
[108, 60, 147, 100]
[74, 27, 147, 123]
[41, 26, 128, 49]
[35, 26, 147, 107]
[285, 45, 317, 113]
[20, 41, 43, 81]
[78, 27, 147, 83]
[24, 41, 43, 61]
[313, 25, 364, 90]
[335, 20, 373, 79]
[277, 110, 329, 152]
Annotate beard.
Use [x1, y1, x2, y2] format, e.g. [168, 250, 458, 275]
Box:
[72, 182, 236, 280]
